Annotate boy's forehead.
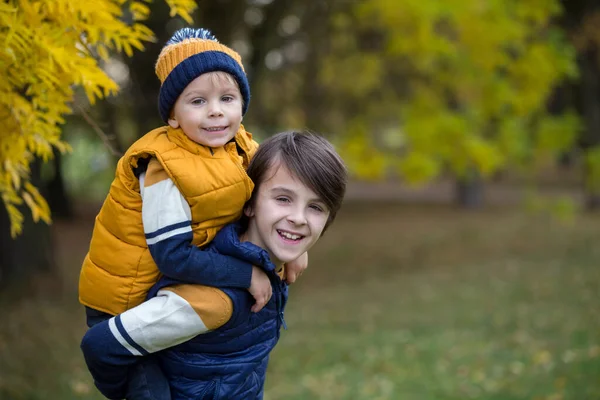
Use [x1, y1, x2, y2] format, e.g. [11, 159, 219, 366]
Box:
[262, 163, 323, 201]
[184, 72, 240, 93]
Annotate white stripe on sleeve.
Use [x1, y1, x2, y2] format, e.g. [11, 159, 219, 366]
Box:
[108, 318, 143, 356]
[142, 176, 193, 239]
[146, 226, 192, 245]
[116, 290, 209, 354]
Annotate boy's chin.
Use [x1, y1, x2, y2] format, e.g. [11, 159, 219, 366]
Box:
[274, 251, 306, 265]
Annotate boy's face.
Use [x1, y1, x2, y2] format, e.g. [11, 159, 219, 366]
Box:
[168, 72, 243, 147]
[244, 163, 330, 267]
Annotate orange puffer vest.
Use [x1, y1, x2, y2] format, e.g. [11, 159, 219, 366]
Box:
[79, 125, 258, 315]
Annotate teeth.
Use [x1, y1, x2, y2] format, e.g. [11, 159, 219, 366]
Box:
[279, 230, 301, 240]
[205, 127, 225, 131]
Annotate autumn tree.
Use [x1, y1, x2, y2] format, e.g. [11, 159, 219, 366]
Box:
[0, 0, 196, 238]
[327, 1, 579, 206]
[254, 1, 578, 207]
[0, 0, 196, 285]
[565, 0, 600, 208]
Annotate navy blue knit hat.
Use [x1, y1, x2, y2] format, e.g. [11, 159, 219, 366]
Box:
[155, 28, 250, 122]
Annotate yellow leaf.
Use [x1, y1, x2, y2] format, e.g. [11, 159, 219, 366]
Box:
[0, 0, 197, 236]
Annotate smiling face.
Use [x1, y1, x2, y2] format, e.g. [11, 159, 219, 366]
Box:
[243, 162, 330, 268]
[168, 72, 243, 148]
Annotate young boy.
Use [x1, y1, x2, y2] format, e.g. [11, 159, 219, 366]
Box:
[78, 28, 305, 398]
[81, 131, 348, 399]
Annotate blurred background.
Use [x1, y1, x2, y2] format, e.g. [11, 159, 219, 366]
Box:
[1, 0, 600, 399]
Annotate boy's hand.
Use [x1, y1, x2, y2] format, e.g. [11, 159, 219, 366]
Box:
[284, 252, 308, 284]
[249, 266, 272, 313]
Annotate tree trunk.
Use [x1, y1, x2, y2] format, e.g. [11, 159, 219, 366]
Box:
[586, 194, 600, 209]
[0, 159, 55, 290]
[247, 0, 291, 85]
[46, 148, 73, 219]
[196, 1, 246, 45]
[244, 0, 291, 130]
[455, 170, 484, 209]
[301, 2, 331, 130]
[580, 47, 600, 210]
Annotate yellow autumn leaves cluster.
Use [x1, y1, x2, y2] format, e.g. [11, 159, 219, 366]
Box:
[322, 0, 580, 185]
[0, 0, 196, 237]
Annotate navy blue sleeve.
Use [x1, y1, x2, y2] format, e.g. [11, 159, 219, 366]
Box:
[80, 317, 138, 400]
[149, 230, 253, 288]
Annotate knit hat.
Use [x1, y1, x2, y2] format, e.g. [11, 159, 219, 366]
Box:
[155, 28, 250, 122]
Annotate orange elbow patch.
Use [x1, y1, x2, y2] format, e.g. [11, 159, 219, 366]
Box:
[165, 284, 233, 330]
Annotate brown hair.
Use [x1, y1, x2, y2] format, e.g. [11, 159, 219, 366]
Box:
[245, 131, 347, 233]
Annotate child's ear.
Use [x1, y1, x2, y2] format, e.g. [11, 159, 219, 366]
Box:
[244, 203, 255, 218]
[168, 118, 180, 129]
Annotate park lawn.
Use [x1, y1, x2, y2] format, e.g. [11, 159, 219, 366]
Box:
[1, 202, 599, 400]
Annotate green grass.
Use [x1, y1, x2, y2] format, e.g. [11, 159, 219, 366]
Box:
[2, 202, 599, 399]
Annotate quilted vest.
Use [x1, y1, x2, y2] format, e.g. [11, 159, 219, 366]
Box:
[79, 125, 258, 315]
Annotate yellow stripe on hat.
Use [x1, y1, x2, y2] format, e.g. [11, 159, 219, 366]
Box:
[155, 38, 244, 84]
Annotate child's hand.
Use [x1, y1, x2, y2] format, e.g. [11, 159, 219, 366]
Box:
[284, 252, 308, 284]
[249, 266, 272, 313]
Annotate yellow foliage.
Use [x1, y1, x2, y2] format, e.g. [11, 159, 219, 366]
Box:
[463, 137, 504, 177]
[396, 152, 440, 185]
[0, 0, 197, 237]
[337, 122, 389, 180]
[165, 0, 196, 24]
[324, 0, 578, 185]
[321, 53, 383, 98]
[535, 112, 581, 153]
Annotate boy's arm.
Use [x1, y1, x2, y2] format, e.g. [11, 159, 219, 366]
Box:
[81, 284, 232, 399]
[141, 158, 252, 288]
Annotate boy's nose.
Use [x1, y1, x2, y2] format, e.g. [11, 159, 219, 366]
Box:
[208, 102, 224, 117]
[287, 207, 307, 226]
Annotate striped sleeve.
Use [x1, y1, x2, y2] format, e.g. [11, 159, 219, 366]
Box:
[141, 158, 192, 245]
[80, 286, 233, 399]
[140, 158, 253, 288]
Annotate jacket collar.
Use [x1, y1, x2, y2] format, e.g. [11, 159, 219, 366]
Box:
[212, 223, 276, 273]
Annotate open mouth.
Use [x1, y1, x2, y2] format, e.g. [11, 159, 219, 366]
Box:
[203, 126, 228, 133]
[277, 229, 304, 242]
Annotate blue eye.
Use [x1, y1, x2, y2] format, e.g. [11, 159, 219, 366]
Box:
[191, 98, 205, 105]
[276, 197, 290, 203]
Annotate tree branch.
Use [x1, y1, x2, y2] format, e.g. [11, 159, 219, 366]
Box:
[75, 103, 123, 157]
